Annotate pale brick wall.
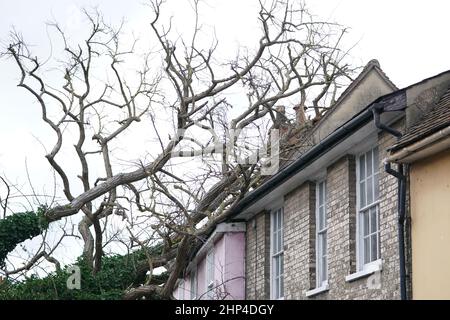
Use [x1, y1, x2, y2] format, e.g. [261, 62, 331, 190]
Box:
[245, 211, 270, 299]
[283, 182, 315, 299]
[244, 119, 409, 300]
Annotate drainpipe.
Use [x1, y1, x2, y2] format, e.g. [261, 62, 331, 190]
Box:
[372, 107, 408, 300]
[384, 162, 407, 300]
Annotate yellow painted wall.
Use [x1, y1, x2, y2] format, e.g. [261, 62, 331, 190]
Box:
[410, 148, 450, 299]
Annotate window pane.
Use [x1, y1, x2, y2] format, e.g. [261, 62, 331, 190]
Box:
[280, 211, 284, 248]
[273, 231, 276, 253]
[374, 173, 380, 200]
[279, 209, 283, 230]
[273, 212, 278, 233]
[275, 256, 280, 276]
[280, 254, 284, 297]
[360, 155, 366, 181]
[323, 182, 327, 204]
[322, 233, 327, 258]
[317, 236, 322, 264]
[320, 182, 325, 205]
[373, 147, 379, 174]
[371, 233, 378, 261]
[360, 181, 366, 207]
[274, 255, 283, 299]
[321, 256, 327, 282]
[318, 184, 322, 205]
[275, 211, 279, 231]
[363, 211, 370, 237]
[377, 232, 381, 259]
[367, 176, 373, 205]
[274, 231, 278, 253]
[274, 276, 279, 299]
[366, 150, 373, 178]
[278, 230, 282, 252]
[370, 206, 378, 234]
[364, 237, 370, 264]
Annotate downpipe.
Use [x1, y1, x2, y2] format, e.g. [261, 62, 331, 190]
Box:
[384, 162, 408, 300]
[372, 107, 408, 300]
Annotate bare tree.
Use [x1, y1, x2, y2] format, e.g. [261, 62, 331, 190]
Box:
[1, 0, 356, 299]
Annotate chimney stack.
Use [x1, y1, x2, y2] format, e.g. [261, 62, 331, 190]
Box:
[275, 105, 286, 122]
[272, 105, 289, 139]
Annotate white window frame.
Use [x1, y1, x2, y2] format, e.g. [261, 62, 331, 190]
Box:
[356, 146, 381, 272]
[205, 248, 215, 299]
[190, 267, 197, 300]
[315, 180, 328, 288]
[270, 206, 284, 300]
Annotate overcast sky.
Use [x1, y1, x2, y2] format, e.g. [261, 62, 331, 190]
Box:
[1, 0, 450, 206]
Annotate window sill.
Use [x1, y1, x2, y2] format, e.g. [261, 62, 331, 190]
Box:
[271, 296, 284, 300]
[345, 260, 382, 283]
[306, 282, 329, 298]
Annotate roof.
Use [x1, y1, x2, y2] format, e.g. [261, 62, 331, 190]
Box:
[335, 59, 398, 104]
[228, 69, 450, 220]
[390, 86, 450, 152]
[272, 60, 396, 170]
[312, 59, 398, 129]
[228, 89, 406, 221]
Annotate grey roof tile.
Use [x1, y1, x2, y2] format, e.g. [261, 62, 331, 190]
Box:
[390, 86, 450, 151]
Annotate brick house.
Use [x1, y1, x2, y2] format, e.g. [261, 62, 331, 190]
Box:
[174, 60, 450, 300]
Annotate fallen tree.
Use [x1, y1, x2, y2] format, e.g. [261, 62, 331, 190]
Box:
[0, 0, 355, 299]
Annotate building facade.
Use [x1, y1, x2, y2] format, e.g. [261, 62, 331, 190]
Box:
[174, 61, 450, 300]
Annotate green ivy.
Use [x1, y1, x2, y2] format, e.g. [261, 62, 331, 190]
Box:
[0, 208, 167, 299]
[0, 207, 49, 268]
[0, 246, 167, 300]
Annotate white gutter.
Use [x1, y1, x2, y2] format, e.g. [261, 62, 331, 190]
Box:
[386, 125, 450, 163]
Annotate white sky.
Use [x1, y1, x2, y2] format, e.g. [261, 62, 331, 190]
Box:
[0, 0, 449, 269]
[2, 0, 450, 191]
